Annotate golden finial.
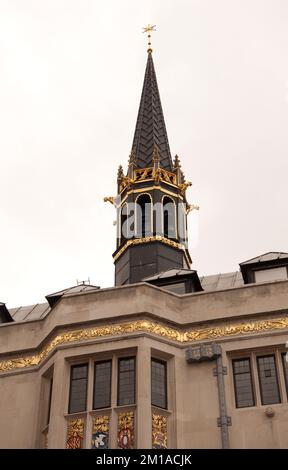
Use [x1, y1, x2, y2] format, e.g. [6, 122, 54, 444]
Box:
[142, 24, 156, 53]
[173, 155, 181, 169]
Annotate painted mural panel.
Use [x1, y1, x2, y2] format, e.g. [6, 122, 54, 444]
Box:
[91, 415, 109, 449]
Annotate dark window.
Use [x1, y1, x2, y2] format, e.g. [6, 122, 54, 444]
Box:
[93, 360, 112, 409]
[136, 195, 152, 237]
[163, 197, 176, 239]
[257, 355, 280, 405]
[118, 357, 135, 406]
[163, 282, 187, 294]
[282, 353, 288, 395]
[232, 358, 255, 408]
[68, 364, 88, 414]
[47, 377, 53, 425]
[151, 359, 167, 409]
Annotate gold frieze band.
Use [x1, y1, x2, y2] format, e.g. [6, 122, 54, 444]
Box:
[1, 316, 288, 373]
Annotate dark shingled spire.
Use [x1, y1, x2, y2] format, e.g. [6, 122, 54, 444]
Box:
[131, 52, 173, 171]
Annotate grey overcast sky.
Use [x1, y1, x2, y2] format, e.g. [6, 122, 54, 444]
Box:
[0, 0, 288, 307]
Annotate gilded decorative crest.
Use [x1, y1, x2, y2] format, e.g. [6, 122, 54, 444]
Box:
[118, 165, 178, 193]
[118, 412, 134, 449]
[91, 415, 109, 449]
[119, 175, 134, 192]
[152, 414, 168, 449]
[66, 418, 85, 449]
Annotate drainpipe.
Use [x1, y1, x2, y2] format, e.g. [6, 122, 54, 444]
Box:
[185, 342, 231, 449]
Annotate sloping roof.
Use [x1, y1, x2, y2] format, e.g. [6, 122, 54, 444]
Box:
[4, 261, 286, 324]
[46, 284, 100, 307]
[6, 285, 100, 322]
[143, 268, 197, 281]
[240, 252, 288, 265]
[46, 284, 99, 298]
[199, 271, 244, 291]
[131, 52, 173, 171]
[9, 303, 50, 322]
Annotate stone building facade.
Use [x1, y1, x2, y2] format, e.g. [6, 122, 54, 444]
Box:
[0, 45, 288, 449]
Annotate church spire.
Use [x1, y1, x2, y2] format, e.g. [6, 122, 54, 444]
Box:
[106, 31, 196, 286]
[131, 49, 173, 171]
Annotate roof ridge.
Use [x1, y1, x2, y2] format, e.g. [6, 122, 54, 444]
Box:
[240, 251, 288, 265]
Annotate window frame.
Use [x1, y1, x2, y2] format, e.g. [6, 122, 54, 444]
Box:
[232, 357, 255, 409]
[47, 377, 53, 425]
[162, 195, 176, 239]
[281, 352, 288, 398]
[93, 359, 112, 410]
[151, 357, 168, 410]
[117, 356, 136, 407]
[256, 354, 281, 406]
[253, 266, 288, 283]
[68, 363, 88, 414]
[135, 193, 153, 238]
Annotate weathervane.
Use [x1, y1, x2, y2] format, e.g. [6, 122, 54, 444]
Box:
[142, 24, 156, 53]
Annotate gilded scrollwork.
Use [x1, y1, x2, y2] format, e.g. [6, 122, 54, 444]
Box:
[184, 317, 288, 342]
[152, 414, 168, 449]
[178, 180, 192, 195]
[1, 317, 288, 373]
[135, 168, 153, 181]
[123, 166, 178, 188]
[66, 418, 85, 449]
[113, 235, 185, 262]
[119, 175, 134, 192]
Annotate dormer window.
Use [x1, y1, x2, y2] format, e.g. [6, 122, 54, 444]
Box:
[143, 268, 203, 294]
[254, 266, 287, 283]
[240, 252, 288, 285]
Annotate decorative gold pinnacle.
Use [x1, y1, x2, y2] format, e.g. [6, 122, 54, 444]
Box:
[142, 24, 156, 53]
